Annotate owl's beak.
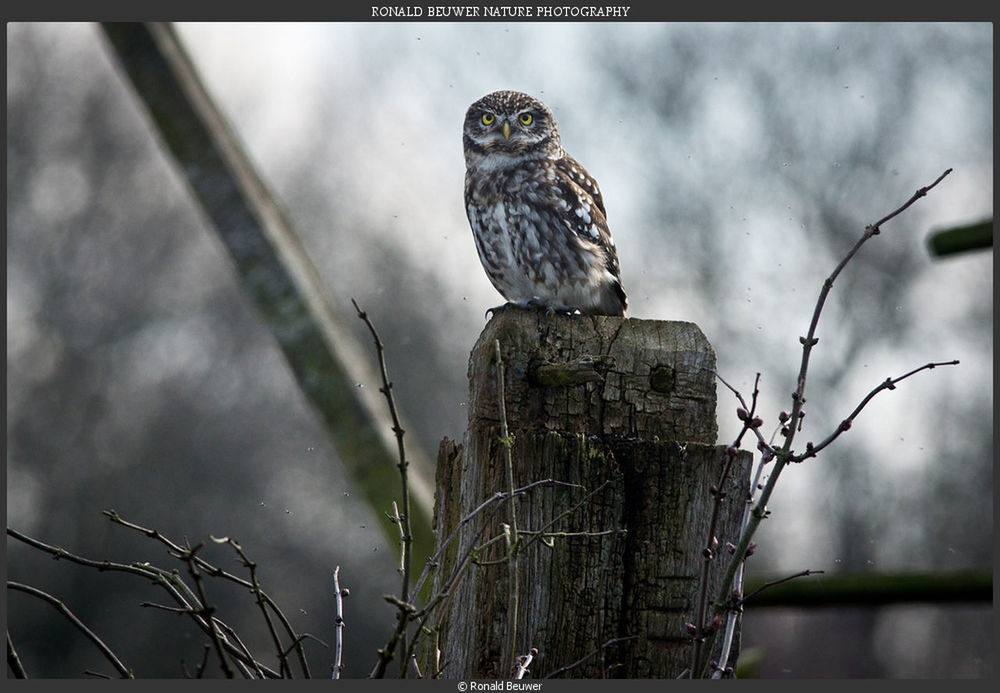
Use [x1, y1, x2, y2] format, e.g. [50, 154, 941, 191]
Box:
[501, 121, 511, 139]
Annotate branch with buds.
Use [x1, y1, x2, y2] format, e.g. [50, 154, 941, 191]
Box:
[689, 169, 958, 678]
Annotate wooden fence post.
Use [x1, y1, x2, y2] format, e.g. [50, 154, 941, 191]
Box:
[430, 308, 750, 678]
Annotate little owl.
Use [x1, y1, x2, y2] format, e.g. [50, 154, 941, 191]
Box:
[463, 90, 627, 317]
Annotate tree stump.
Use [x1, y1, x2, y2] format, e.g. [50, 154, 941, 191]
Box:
[430, 309, 750, 678]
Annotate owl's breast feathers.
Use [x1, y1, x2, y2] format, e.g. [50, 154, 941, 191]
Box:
[465, 154, 627, 317]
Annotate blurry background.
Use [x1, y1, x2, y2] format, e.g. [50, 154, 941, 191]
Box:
[6, 21, 992, 678]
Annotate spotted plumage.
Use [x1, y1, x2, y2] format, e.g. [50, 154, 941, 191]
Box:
[463, 90, 627, 317]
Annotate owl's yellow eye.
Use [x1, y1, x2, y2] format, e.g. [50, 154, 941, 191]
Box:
[481, 112, 495, 126]
[519, 113, 534, 126]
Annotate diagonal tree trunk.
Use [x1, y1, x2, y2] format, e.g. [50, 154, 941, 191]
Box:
[98, 22, 435, 560]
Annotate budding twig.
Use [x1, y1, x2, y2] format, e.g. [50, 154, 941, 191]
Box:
[791, 360, 960, 462]
[690, 372, 763, 678]
[697, 169, 955, 678]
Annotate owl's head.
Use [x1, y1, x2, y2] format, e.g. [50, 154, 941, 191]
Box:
[463, 90, 562, 168]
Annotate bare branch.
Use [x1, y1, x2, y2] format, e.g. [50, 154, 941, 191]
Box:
[214, 617, 266, 679]
[351, 299, 414, 603]
[102, 511, 310, 677]
[352, 299, 415, 678]
[700, 169, 955, 678]
[7, 632, 28, 679]
[514, 647, 537, 679]
[741, 569, 825, 604]
[179, 542, 234, 678]
[495, 339, 521, 674]
[794, 168, 954, 409]
[690, 373, 761, 677]
[409, 478, 583, 602]
[332, 566, 347, 679]
[542, 636, 637, 679]
[7, 582, 133, 678]
[792, 360, 960, 462]
[213, 535, 300, 677]
[8, 524, 286, 679]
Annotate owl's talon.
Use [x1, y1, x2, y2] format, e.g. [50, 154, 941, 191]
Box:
[485, 302, 514, 319]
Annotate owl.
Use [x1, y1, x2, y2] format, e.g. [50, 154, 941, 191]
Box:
[463, 90, 627, 317]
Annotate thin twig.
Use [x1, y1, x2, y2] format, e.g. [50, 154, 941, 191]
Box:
[494, 339, 521, 674]
[411, 499, 511, 621]
[791, 360, 960, 462]
[194, 643, 211, 679]
[372, 499, 512, 679]
[8, 525, 284, 678]
[399, 481, 589, 672]
[7, 582, 133, 678]
[542, 636, 637, 679]
[82, 670, 113, 679]
[514, 647, 538, 679]
[140, 601, 191, 614]
[214, 617, 266, 679]
[398, 477, 590, 674]
[101, 511, 310, 676]
[214, 535, 300, 678]
[409, 479, 582, 599]
[793, 168, 953, 410]
[690, 374, 761, 677]
[180, 542, 234, 678]
[741, 569, 825, 604]
[7, 631, 28, 679]
[280, 633, 328, 658]
[332, 566, 346, 679]
[714, 371, 776, 458]
[352, 299, 414, 678]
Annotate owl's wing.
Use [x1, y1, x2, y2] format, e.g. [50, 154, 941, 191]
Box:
[554, 154, 607, 219]
[551, 154, 627, 314]
[551, 154, 619, 261]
